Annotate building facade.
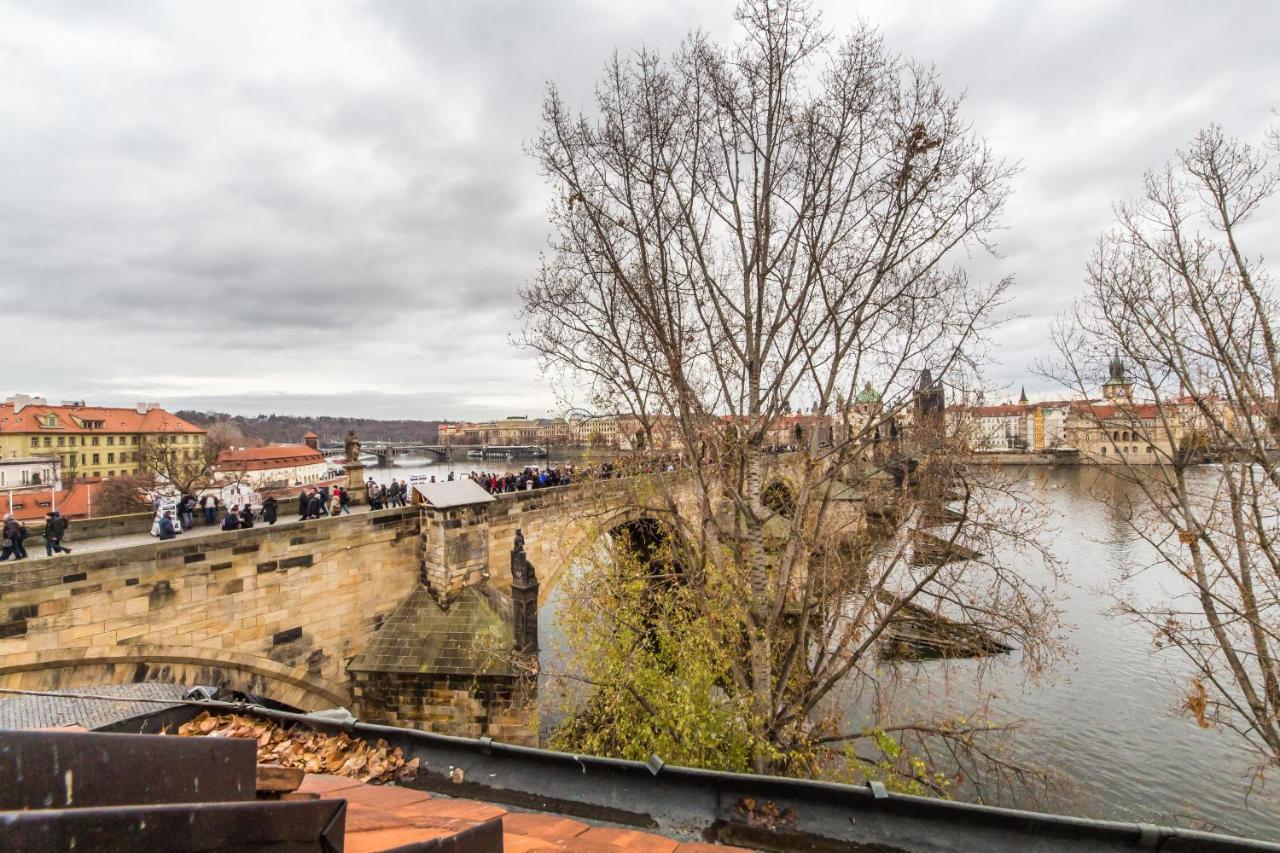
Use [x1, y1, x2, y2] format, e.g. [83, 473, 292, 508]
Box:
[214, 444, 331, 489]
[0, 456, 62, 490]
[0, 396, 205, 483]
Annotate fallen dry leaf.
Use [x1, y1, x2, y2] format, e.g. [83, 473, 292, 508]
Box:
[178, 712, 418, 786]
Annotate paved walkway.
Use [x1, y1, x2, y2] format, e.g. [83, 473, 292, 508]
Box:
[20, 504, 385, 562]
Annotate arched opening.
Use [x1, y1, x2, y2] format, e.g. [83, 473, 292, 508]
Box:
[762, 480, 797, 518]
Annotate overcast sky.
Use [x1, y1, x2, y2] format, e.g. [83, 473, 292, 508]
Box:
[2, 1, 1275, 420]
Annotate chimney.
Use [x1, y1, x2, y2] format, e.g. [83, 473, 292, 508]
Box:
[135, 402, 161, 415]
[11, 394, 46, 414]
[510, 530, 539, 657]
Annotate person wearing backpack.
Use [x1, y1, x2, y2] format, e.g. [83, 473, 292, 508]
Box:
[0, 514, 24, 561]
[42, 511, 71, 556]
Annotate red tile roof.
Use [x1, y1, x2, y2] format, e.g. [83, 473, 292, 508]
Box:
[0, 403, 203, 435]
[0, 482, 103, 521]
[215, 444, 326, 473]
[296, 773, 755, 853]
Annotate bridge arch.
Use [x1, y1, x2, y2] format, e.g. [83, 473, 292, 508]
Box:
[762, 478, 798, 518]
[0, 645, 351, 712]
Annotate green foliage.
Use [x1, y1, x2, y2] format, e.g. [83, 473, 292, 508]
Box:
[547, 529, 782, 772]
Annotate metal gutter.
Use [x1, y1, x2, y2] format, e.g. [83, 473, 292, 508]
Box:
[102, 700, 1280, 853]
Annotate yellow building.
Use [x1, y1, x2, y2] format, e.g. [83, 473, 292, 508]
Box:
[0, 395, 205, 483]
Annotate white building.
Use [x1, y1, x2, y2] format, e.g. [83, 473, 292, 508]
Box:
[214, 445, 331, 489]
[0, 455, 62, 490]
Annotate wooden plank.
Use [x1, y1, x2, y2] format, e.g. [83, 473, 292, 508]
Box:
[256, 764, 305, 793]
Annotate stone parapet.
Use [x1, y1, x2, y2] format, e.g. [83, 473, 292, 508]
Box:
[0, 507, 420, 706]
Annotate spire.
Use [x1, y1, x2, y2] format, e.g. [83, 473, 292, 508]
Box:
[1108, 352, 1126, 383]
[1018, 386, 1028, 405]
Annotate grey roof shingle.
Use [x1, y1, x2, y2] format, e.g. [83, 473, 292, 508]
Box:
[348, 586, 514, 677]
[0, 683, 188, 731]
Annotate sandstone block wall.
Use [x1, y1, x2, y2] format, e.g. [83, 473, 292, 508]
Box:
[420, 504, 491, 607]
[351, 670, 537, 746]
[0, 507, 420, 708]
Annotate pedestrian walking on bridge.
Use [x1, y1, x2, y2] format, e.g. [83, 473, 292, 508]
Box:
[1, 514, 25, 561]
[41, 511, 71, 556]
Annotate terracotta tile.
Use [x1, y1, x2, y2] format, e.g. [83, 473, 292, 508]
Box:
[571, 827, 680, 852]
[397, 797, 507, 823]
[344, 802, 416, 833]
[503, 833, 562, 853]
[297, 773, 363, 795]
[336, 784, 433, 809]
[344, 826, 452, 853]
[501, 812, 591, 841]
[384, 802, 478, 834]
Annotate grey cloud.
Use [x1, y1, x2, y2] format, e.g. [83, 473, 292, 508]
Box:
[1, 0, 1276, 415]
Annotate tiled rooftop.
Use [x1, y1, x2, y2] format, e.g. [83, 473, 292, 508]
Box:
[297, 773, 754, 853]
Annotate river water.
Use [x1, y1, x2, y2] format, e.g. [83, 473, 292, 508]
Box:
[366, 456, 1280, 841]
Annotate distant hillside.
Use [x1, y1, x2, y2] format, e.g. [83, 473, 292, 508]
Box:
[178, 411, 444, 446]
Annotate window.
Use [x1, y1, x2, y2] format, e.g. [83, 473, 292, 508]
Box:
[57, 437, 65, 447]
[131, 436, 139, 445]
[29, 437, 37, 448]
[107, 453, 115, 464]
[43, 437, 51, 447]
[1101, 446, 1107, 455]
[92, 453, 100, 464]
[107, 436, 114, 446]
[91, 437, 100, 446]
[81, 454, 86, 465]
[108, 470, 115, 477]
[1146, 446, 1154, 454]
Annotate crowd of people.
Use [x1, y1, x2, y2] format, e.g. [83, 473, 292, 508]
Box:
[365, 478, 411, 510]
[15, 454, 688, 555]
[466, 455, 679, 494]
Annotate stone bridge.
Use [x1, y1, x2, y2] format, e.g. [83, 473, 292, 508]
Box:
[0, 455, 829, 740]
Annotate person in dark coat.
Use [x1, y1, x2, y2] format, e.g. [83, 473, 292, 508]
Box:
[305, 490, 323, 520]
[239, 503, 255, 529]
[0, 514, 24, 561]
[158, 511, 177, 541]
[221, 508, 240, 531]
[42, 511, 71, 556]
[338, 487, 350, 515]
[262, 496, 278, 525]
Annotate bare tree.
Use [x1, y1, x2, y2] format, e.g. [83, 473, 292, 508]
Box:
[523, 0, 1060, 789]
[137, 435, 214, 497]
[92, 473, 152, 517]
[1050, 122, 1280, 775]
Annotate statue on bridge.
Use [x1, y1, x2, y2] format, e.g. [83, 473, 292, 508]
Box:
[344, 429, 362, 463]
[511, 529, 539, 656]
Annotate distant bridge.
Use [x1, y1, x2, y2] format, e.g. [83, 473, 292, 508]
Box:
[321, 442, 450, 462]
